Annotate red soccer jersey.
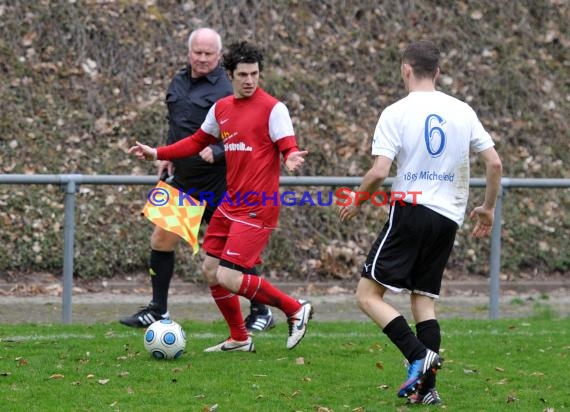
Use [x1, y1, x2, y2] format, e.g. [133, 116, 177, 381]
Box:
[157, 87, 298, 228]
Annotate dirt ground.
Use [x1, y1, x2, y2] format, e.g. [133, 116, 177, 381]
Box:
[1, 273, 569, 324]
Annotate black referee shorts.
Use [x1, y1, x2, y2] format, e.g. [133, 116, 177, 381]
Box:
[167, 175, 218, 224]
[361, 202, 458, 298]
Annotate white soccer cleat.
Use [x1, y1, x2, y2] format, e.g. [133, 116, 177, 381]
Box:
[286, 300, 313, 349]
[204, 336, 256, 353]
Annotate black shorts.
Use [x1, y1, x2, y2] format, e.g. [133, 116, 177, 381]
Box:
[361, 202, 458, 298]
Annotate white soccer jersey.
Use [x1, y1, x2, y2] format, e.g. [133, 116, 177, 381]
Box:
[372, 91, 495, 226]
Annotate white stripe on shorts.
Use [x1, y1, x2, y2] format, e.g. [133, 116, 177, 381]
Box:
[370, 206, 404, 293]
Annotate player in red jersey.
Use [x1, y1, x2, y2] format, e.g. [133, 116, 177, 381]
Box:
[129, 41, 312, 352]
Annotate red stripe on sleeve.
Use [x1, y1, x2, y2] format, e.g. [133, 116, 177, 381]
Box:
[276, 136, 299, 161]
[157, 129, 218, 160]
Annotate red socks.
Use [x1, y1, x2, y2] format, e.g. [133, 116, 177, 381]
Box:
[238, 274, 301, 317]
[209, 285, 248, 341]
[209, 274, 302, 340]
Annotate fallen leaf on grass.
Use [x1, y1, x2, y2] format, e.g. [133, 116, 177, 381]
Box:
[296, 357, 305, 365]
[202, 404, 218, 412]
[49, 374, 64, 379]
[316, 406, 333, 412]
[375, 361, 384, 369]
[98, 379, 110, 385]
[16, 357, 28, 366]
[507, 394, 518, 403]
[495, 367, 505, 372]
[368, 343, 383, 352]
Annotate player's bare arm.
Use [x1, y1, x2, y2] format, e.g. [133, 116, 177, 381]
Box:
[338, 155, 392, 222]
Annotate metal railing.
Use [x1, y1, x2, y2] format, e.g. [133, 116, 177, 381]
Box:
[1, 174, 569, 323]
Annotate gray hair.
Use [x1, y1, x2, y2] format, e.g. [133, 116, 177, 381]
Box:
[188, 28, 222, 52]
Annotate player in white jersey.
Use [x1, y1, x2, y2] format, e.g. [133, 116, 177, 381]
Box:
[339, 40, 502, 405]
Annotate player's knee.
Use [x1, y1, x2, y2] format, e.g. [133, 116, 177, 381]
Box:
[150, 227, 178, 250]
[411, 294, 436, 321]
[355, 288, 373, 312]
[201, 261, 217, 284]
[215, 268, 242, 292]
[215, 269, 232, 289]
[214, 270, 226, 287]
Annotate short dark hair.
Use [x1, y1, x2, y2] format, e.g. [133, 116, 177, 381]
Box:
[223, 41, 264, 73]
[402, 40, 440, 79]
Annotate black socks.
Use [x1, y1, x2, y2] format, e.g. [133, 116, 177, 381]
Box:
[149, 250, 175, 313]
[416, 319, 441, 392]
[383, 315, 427, 363]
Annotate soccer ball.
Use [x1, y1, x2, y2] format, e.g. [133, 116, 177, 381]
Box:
[143, 319, 186, 360]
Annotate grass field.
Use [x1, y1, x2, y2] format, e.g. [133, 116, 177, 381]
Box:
[1, 317, 568, 412]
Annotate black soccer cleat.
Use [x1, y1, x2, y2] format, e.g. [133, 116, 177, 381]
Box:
[119, 303, 170, 328]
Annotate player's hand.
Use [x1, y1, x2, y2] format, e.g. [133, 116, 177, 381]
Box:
[285, 150, 308, 172]
[469, 206, 494, 238]
[128, 141, 157, 161]
[338, 191, 359, 222]
[199, 146, 214, 163]
[338, 204, 360, 222]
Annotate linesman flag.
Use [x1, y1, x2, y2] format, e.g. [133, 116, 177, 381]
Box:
[142, 180, 205, 254]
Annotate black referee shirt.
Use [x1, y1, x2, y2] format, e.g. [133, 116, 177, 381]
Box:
[164, 64, 232, 195]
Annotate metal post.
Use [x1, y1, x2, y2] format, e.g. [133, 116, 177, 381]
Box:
[489, 185, 504, 319]
[61, 178, 78, 323]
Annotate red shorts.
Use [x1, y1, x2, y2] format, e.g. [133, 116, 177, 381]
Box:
[202, 209, 273, 269]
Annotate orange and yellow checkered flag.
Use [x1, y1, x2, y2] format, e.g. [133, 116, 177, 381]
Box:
[142, 180, 206, 254]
